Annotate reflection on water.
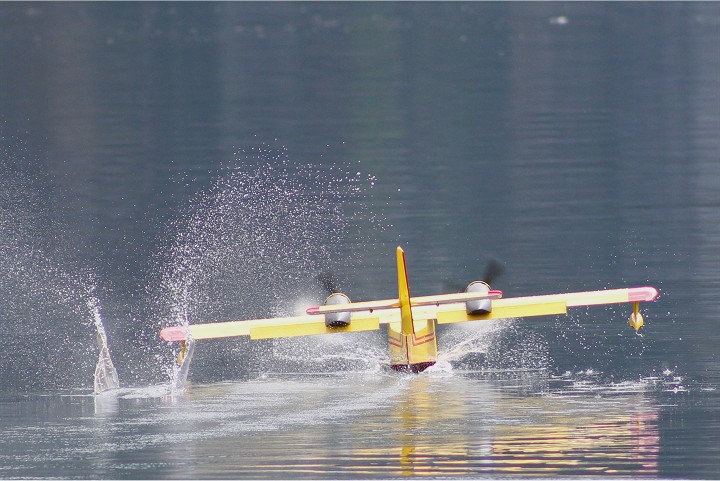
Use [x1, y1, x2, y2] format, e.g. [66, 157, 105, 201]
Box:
[289, 374, 661, 478]
[488, 398, 659, 477]
[0, 372, 665, 478]
[27, 361, 720, 479]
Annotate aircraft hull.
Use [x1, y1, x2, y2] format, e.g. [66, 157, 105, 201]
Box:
[389, 361, 436, 374]
[388, 319, 439, 371]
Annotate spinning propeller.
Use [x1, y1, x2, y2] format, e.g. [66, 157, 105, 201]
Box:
[316, 271, 342, 295]
[443, 257, 505, 293]
[481, 257, 505, 288]
[442, 257, 505, 315]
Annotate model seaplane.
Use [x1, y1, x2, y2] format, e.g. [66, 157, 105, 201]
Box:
[160, 247, 659, 375]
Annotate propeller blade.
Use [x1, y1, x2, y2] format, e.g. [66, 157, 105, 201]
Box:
[443, 257, 506, 293]
[442, 280, 466, 294]
[316, 271, 341, 295]
[482, 257, 505, 286]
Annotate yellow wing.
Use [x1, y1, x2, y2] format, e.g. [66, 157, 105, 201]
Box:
[433, 286, 659, 324]
[160, 311, 383, 342]
[159, 287, 658, 342]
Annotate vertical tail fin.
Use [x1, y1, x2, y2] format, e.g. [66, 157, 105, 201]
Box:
[396, 246, 414, 335]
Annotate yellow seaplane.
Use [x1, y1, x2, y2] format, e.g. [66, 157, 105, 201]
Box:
[160, 247, 659, 375]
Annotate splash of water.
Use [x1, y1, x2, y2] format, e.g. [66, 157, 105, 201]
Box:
[438, 321, 504, 364]
[544, 365, 692, 397]
[1, 129, 118, 393]
[438, 318, 550, 372]
[268, 332, 387, 374]
[170, 339, 195, 394]
[86, 293, 119, 393]
[150, 143, 379, 387]
[161, 283, 194, 392]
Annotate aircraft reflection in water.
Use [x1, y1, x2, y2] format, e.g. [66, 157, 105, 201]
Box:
[344, 376, 660, 477]
[161, 375, 659, 478]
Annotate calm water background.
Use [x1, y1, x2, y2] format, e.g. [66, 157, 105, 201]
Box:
[1, 2, 719, 479]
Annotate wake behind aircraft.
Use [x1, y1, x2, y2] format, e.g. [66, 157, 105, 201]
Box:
[160, 247, 658, 376]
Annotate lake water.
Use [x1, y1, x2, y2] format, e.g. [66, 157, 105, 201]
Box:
[1, 2, 719, 479]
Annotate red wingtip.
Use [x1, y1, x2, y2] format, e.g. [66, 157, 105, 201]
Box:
[628, 287, 659, 302]
[306, 306, 321, 315]
[490, 289, 503, 298]
[160, 326, 189, 342]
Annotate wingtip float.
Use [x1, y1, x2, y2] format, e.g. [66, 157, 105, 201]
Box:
[159, 246, 659, 375]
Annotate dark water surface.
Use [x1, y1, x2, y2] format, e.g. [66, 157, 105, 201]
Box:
[1, 2, 719, 479]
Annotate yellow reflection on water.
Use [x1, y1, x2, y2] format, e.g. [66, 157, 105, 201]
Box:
[347, 375, 659, 477]
[173, 374, 660, 478]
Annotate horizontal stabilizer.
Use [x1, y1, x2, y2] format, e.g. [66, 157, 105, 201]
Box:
[411, 290, 503, 306]
[306, 290, 502, 315]
[306, 298, 398, 315]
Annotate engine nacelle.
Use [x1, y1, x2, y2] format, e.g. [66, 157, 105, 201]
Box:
[465, 280, 493, 315]
[324, 292, 351, 327]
